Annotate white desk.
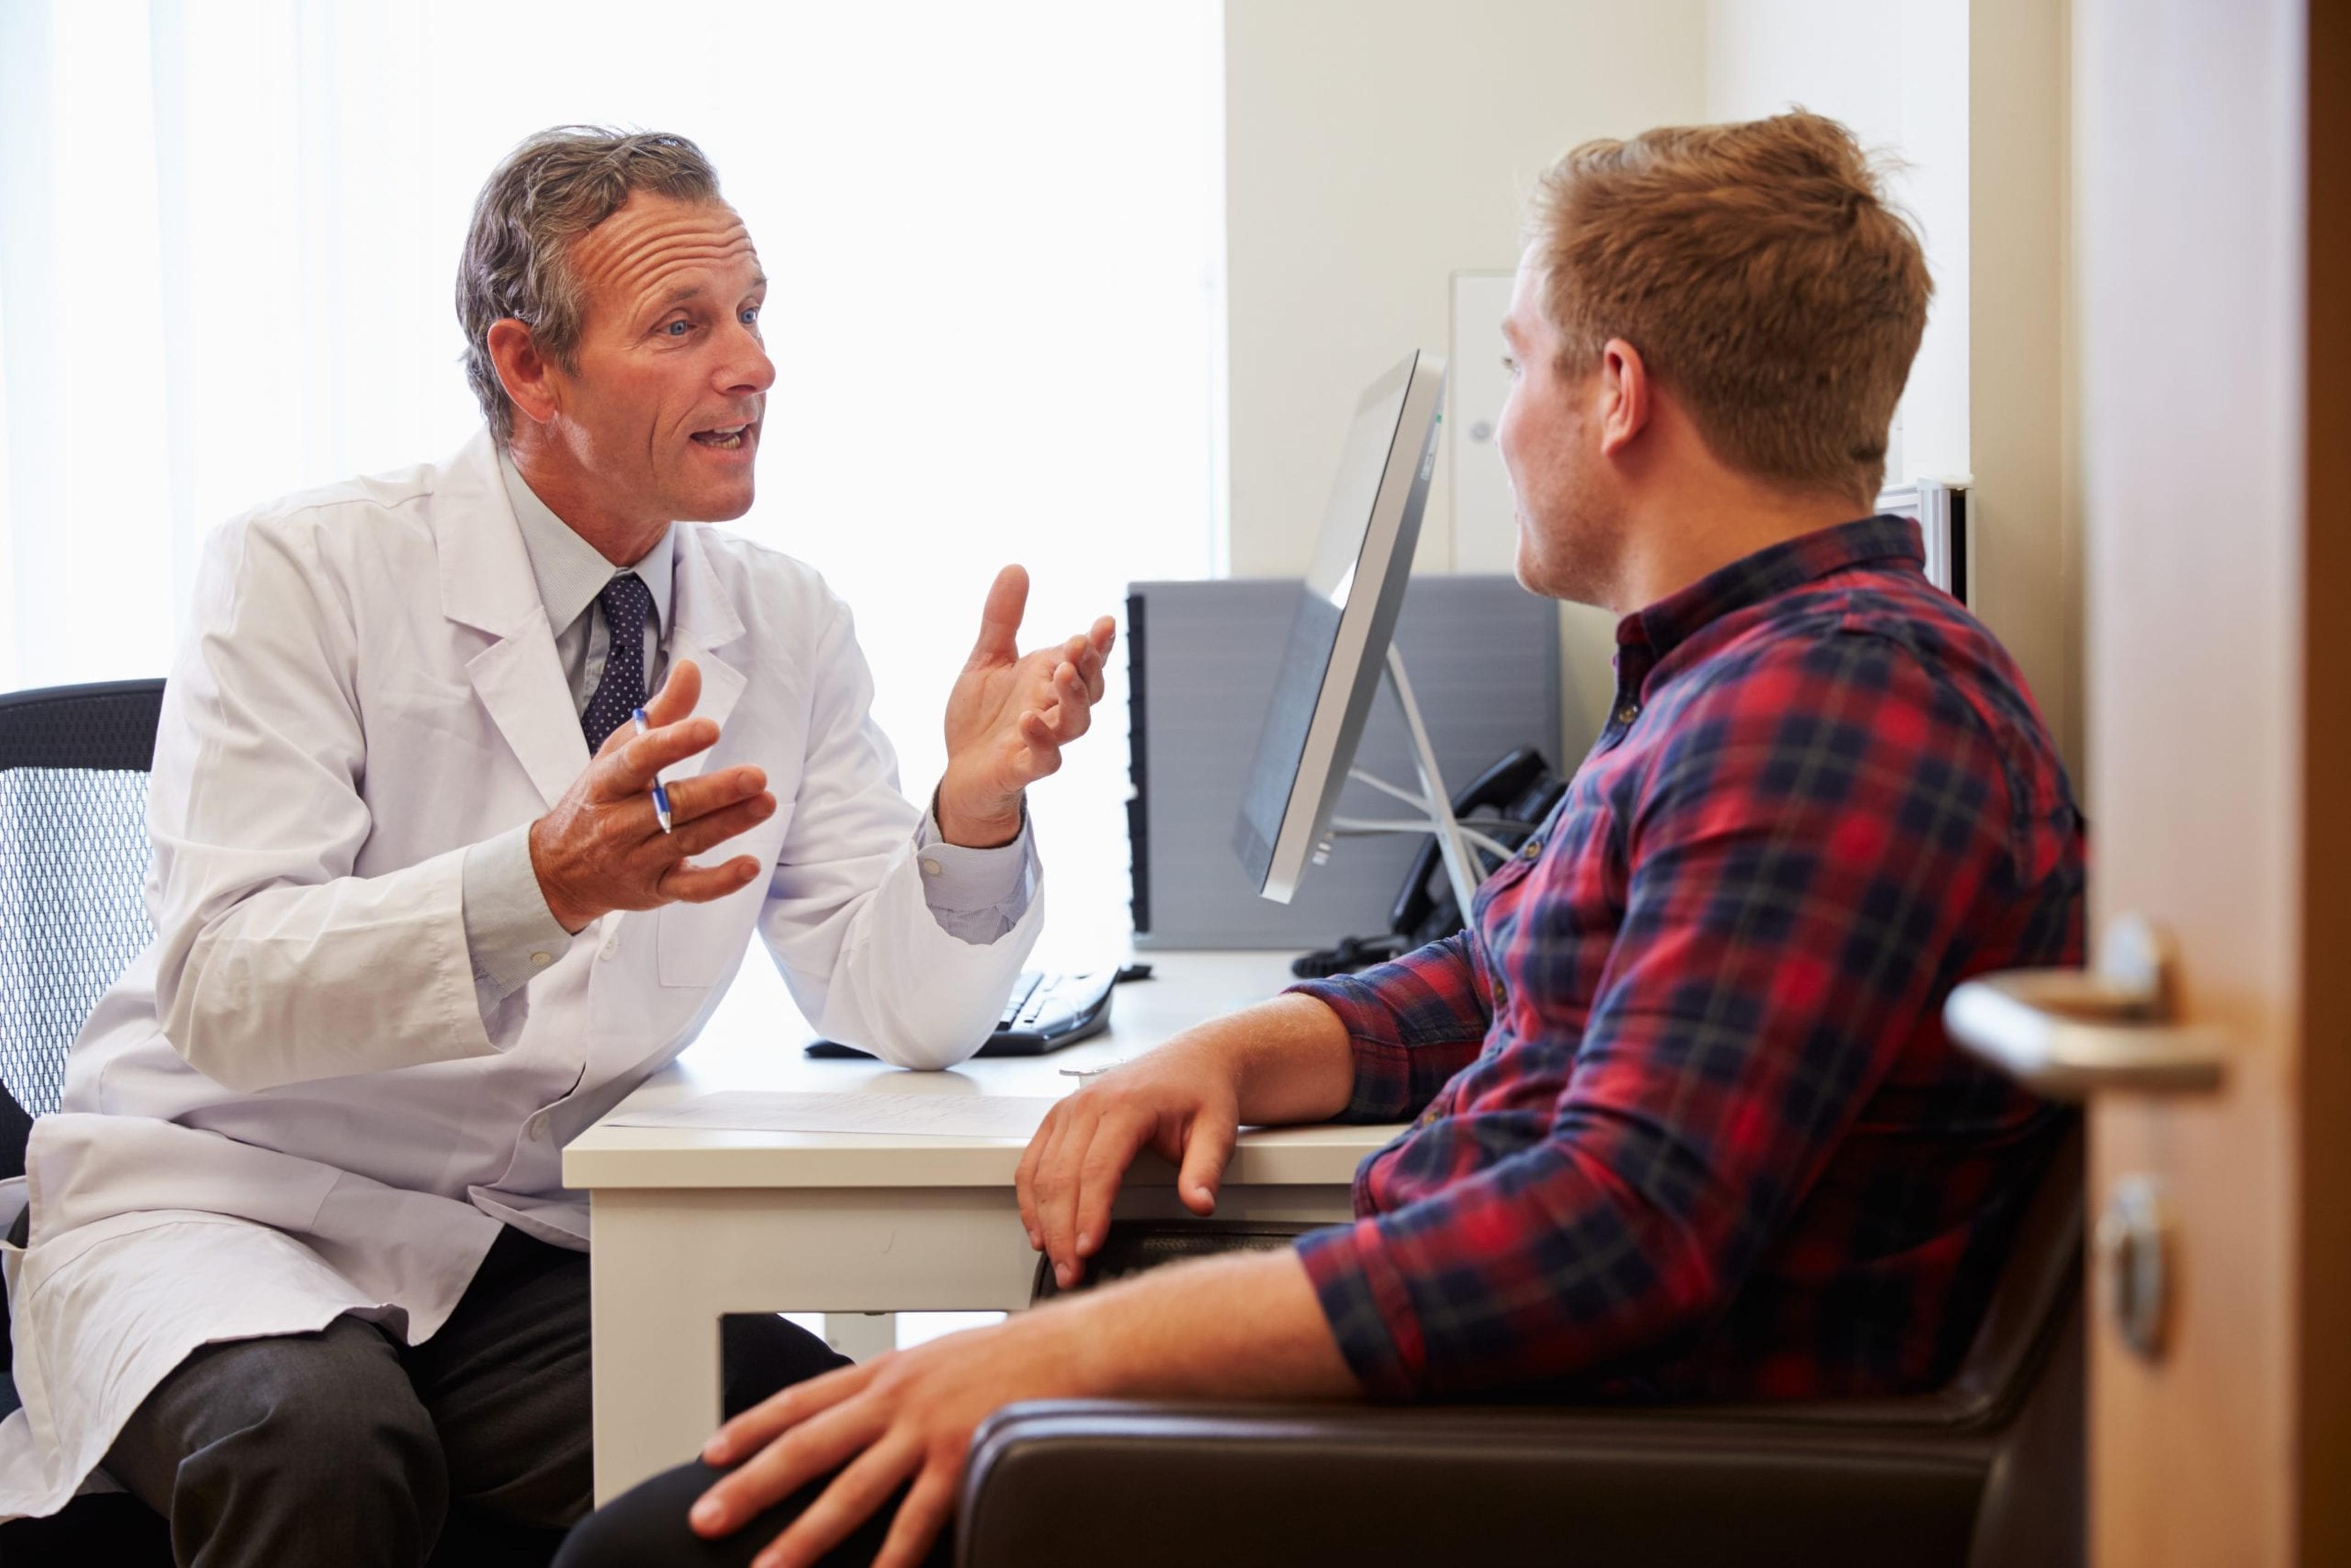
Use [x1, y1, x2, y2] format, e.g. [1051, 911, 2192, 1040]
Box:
[564, 950, 1401, 1503]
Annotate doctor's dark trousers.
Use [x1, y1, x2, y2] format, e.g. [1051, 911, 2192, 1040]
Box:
[97, 1225, 847, 1568]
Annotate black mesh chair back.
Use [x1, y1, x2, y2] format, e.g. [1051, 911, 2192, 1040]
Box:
[0, 680, 165, 1179]
[0, 678, 562, 1562]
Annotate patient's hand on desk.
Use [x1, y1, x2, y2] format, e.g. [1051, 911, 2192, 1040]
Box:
[1017, 1029, 1242, 1288]
[1015, 992, 1357, 1288]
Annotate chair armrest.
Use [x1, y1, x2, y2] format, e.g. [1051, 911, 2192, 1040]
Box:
[958, 1400, 1988, 1568]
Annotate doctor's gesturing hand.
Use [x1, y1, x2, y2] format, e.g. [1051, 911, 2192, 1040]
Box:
[934, 565, 1116, 847]
[528, 659, 778, 934]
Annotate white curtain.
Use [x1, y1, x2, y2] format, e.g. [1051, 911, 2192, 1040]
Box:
[0, 0, 1226, 966]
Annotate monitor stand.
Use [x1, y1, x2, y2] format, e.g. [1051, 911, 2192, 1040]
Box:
[1322, 645, 1516, 918]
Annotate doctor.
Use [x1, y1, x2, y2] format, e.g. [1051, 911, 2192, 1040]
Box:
[0, 125, 1112, 1564]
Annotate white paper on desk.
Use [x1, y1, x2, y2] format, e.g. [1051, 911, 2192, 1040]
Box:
[604, 1090, 1059, 1139]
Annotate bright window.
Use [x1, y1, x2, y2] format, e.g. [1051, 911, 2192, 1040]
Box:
[0, 0, 1226, 967]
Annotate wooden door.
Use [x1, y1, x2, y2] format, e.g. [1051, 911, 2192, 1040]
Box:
[2072, 0, 2349, 1562]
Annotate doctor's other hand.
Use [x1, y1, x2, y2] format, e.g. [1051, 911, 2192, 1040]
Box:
[1015, 1024, 1245, 1289]
[528, 659, 778, 934]
[936, 565, 1116, 848]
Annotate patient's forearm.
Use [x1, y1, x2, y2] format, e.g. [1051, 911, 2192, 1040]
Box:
[1066, 1245, 1359, 1400]
[1198, 992, 1359, 1127]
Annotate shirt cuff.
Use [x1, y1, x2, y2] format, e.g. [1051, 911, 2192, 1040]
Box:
[460, 823, 576, 1016]
[914, 800, 1037, 945]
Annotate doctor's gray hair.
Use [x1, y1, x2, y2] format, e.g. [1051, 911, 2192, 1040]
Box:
[457, 126, 724, 446]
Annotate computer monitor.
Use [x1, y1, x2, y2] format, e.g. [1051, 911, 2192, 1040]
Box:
[1232, 350, 1447, 904]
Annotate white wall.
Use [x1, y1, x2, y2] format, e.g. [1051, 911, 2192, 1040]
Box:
[1221, 0, 1708, 580]
[1966, 0, 2076, 772]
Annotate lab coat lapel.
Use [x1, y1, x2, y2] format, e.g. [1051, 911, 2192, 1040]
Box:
[662, 523, 746, 783]
[435, 432, 589, 809]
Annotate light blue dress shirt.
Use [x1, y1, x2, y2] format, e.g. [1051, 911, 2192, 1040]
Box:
[458, 456, 1034, 1018]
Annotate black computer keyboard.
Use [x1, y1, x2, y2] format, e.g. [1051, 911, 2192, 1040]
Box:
[804, 969, 1119, 1060]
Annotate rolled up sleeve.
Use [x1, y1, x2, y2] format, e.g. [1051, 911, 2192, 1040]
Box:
[1286, 931, 1491, 1123]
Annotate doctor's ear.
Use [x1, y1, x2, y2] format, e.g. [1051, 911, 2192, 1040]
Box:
[486, 318, 561, 430]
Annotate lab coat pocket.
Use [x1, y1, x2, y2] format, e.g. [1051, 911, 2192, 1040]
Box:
[656, 820, 787, 988]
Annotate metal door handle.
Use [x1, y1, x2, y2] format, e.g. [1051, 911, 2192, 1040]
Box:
[1943, 913, 2227, 1098]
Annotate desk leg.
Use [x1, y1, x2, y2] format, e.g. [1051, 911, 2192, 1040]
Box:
[823, 1312, 898, 1360]
[590, 1187, 1038, 1504]
[591, 1192, 729, 1504]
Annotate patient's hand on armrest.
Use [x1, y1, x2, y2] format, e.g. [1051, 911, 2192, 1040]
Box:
[1015, 993, 1355, 1288]
[690, 1245, 1357, 1567]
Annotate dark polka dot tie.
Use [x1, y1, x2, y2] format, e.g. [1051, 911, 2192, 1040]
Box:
[582, 572, 653, 755]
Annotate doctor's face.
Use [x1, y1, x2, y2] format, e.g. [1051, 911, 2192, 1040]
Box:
[548, 193, 774, 525]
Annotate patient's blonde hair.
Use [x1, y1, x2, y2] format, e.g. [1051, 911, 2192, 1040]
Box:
[1528, 111, 1930, 503]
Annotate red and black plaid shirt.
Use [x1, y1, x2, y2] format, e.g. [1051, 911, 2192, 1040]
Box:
[1291, 517, 2085, 1402]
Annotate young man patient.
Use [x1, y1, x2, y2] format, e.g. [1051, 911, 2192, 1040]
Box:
[559, 110, 2086, 1568]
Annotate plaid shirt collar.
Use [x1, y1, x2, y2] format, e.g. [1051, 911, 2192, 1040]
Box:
[1616, 514, 1927, 671]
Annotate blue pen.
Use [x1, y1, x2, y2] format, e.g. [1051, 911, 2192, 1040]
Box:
[631, 707, 673, 833]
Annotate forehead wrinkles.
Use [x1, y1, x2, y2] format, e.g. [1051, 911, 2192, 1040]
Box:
[570, 203, 760, 326]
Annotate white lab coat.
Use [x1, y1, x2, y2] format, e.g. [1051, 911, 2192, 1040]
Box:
[0, 430, 1040, 1518]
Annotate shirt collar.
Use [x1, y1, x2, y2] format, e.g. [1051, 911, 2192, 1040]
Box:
[496, 451, 675, 643]
[1619, 514, 1927, 664]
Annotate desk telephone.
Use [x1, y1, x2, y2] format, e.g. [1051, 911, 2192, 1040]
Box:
[1292, 745, 1566, 979]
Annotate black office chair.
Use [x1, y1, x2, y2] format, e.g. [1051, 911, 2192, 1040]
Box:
[0, 679, 564, 1566]
[0, 679, 163, 1170]
[0, 678, 174, 1561]
[966, 1131, 2084, 1567]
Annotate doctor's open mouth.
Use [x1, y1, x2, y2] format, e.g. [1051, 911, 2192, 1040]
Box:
[690, 421, 757, 452]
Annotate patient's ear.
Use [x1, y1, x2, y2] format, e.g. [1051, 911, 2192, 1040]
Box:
[487, 318, 560, 430]
[1595, 337, 1652, 458]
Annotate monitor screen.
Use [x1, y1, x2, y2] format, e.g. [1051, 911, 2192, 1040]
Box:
[1232, 350, 1446, 902]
